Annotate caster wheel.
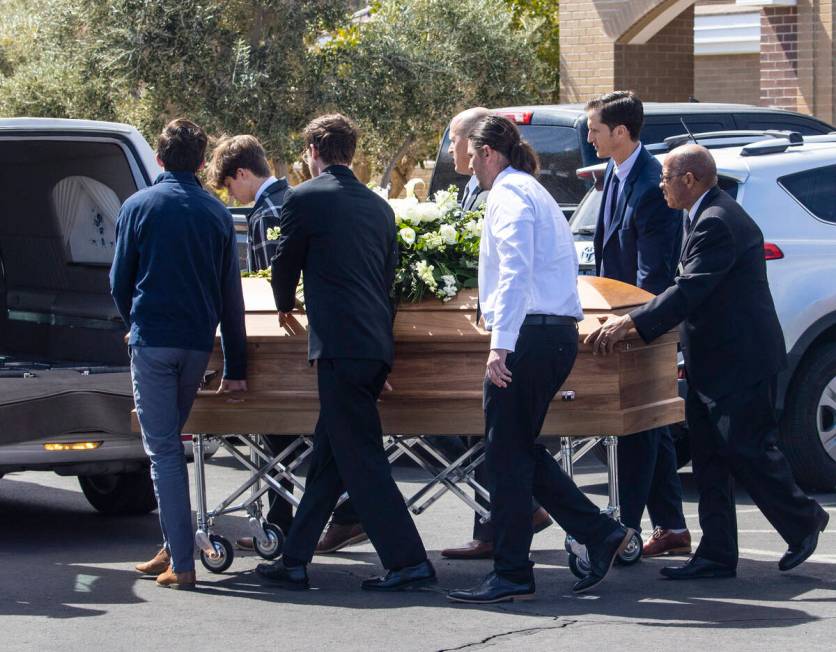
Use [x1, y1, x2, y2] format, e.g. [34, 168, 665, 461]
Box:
[254, 523, 285, 560]
[616, 531, 643, 566]
[568, 553, 591, 579]
[200, 534, 234, 573]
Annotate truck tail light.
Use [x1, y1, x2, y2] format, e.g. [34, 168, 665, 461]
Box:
[497, 111, 533, 125]
[764, 242, 784, 260]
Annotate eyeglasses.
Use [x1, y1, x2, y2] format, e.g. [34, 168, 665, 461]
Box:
[660, 172, 688, 184]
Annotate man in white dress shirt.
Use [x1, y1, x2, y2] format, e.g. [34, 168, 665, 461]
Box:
[448, 116, 633, 604]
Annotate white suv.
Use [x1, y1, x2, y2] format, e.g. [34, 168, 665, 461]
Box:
[569, 133, 836, 490]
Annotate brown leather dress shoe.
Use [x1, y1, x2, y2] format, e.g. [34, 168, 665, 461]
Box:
[315, 522, 369, 554]
[135, 548, 171, 575]
[156, 566, 196, 590]
[642, 528, 692, 557]
[441, 539, 493, 560]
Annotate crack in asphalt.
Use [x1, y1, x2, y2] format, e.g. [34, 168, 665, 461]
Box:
[437, 618, 577, 651]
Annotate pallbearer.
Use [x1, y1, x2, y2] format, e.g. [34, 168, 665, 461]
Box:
[448, 116, 632, 604]
[255, 114, 436, 592]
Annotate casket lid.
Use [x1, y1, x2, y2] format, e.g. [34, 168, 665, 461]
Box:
[577, 276, 654, 312]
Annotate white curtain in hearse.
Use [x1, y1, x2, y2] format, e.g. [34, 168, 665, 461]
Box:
[51, 176, 121, 265]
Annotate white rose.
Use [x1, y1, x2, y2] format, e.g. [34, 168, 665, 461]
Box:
[414, 202, 442, 224]
[399, 226, 416, 247]
[439, 223, 457, 245]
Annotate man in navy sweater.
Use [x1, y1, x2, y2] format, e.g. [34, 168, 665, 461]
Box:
[111, 119, 247, 590]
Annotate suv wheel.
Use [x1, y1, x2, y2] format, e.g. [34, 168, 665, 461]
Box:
[78, 470, 157, 515]
[780, 342, 836, 491]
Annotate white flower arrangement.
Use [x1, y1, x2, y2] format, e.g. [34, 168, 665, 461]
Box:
[374, 180, 484, 303]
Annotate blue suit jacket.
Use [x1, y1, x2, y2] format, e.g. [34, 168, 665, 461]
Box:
[592, 145, 682, 295]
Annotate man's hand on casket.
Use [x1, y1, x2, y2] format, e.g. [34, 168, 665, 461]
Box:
[586, 314, 635, 356]
[217, 379, 248, 394]
[486, 348, 512, 388]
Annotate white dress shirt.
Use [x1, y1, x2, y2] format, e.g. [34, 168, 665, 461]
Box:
[478, 166, 584, 352]
[602, 142, 642, 225]
[254, 175, 279, 204]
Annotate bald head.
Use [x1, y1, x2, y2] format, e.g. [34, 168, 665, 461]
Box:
[451, 107, 491, 139]
[669, 144, 717, 190]
[660, 144, 718, 211]
[449, 107, 491, 175]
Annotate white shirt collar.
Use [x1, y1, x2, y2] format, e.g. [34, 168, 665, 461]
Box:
[254, 175, 279, 204]
[688, 188, 712, 223]
[613, 143, 642, 182]
[465, 175, 480, 193]
[492, 165, 514, 188]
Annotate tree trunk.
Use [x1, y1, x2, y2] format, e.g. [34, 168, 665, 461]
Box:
[381, 136, 415, 197]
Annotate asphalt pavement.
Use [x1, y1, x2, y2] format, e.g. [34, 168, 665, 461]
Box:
[2, 448, 835, 651]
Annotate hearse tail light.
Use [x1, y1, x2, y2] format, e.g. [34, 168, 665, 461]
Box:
[44, 441, 102, 451]
[498, 111, 533, 125]
[764, 243, 784, 260]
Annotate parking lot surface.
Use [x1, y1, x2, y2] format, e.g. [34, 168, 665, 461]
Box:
[2, 450, 835, 651]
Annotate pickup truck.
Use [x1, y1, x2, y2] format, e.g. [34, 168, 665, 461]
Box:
[0, 118, 218, 514]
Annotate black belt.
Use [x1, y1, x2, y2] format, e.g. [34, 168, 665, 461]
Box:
[522, 314, 577, 326]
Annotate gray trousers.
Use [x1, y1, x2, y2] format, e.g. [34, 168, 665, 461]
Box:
[130, 346, 209, 573]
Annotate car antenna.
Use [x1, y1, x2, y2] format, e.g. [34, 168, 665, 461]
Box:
[680, 118, 699, 145]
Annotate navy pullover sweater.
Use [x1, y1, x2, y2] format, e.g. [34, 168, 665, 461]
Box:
[110, 171, 247, 380]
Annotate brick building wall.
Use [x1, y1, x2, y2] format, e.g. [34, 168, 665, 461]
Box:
[760, 6, 800, 111]
[695, 54, 760, 105]
[614, 7, 695, 102]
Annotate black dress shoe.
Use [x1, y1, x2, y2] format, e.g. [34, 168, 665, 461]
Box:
[255, 561, 310, 590]
[660, 556, 736, 580]
[361, 560, 437, 592]
[572, 526, 634, 594]
[779, 509, 829, 572]
[448, 572, 535, 604]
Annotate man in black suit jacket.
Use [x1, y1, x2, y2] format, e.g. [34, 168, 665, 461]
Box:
[587, 144, 828, 579]
[586, 91, 690, 558]
[255, 114, 435, 592]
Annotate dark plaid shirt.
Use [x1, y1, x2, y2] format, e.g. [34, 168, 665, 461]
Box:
[248, 178, 289, 271]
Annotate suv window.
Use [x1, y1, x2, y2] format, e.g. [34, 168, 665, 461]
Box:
[717, 175, 739, 200]
[641, 117, 730, 145]
[778, 164, 836, 223]
[429, 125, 585, 206]
[735, 117, 831, 135]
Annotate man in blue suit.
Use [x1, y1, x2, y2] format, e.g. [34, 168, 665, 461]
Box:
[587, 91, 690, 557]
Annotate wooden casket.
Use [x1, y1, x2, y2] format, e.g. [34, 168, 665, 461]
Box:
[176, 276, 683, 437]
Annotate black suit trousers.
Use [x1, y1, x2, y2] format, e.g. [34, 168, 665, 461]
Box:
[616, 426, 687, 533]
[485, 324, 617, 582]
[687, 376, 821, 567]
[282, 358, 427, 570]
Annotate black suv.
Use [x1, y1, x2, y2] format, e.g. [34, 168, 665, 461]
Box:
[429, 103, 834, 216]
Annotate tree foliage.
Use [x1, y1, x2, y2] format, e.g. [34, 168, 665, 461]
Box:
[0, 0, 558, 189]
[314, 0, 552, 190]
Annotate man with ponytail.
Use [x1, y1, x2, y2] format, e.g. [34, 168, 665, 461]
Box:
[448, 116, 632, 603]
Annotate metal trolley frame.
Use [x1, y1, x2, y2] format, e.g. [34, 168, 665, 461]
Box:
[191, 431, 640, 575]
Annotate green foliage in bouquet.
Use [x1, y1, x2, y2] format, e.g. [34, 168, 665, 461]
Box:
[386, 184, 483, 304]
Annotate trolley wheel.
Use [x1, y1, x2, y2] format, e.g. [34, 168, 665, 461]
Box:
[200, 534, 234, 573]
[568, 553, 591, 579]
[616, 531, 643, 566]
[253, 523, 285, 560]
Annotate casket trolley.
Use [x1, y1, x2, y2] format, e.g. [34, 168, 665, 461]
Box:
[141, 277, 684, 574]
